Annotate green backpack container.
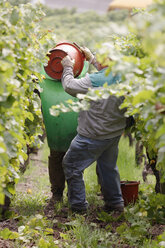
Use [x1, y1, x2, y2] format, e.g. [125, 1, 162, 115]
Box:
[40, 61, 89, 152]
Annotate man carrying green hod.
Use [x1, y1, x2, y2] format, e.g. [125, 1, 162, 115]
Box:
[60, 47, 126, 213]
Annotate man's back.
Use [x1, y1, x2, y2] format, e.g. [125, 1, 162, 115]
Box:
[78, 95, 126, 140]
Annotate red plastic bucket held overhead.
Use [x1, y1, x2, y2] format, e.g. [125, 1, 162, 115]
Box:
[120, 181, 140, 206]
[44, 42, 85, 80]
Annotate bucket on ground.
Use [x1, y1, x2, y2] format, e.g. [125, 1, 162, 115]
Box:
[121, 181, 140, 206]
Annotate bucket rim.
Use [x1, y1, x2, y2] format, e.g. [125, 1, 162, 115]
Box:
[54, 42, 84, 56]
[120, 181, 140, 186]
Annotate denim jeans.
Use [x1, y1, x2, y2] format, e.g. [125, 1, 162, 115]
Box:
[62, 134, 124, 210]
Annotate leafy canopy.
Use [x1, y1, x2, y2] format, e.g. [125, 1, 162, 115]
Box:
[0, 0, 55, 204]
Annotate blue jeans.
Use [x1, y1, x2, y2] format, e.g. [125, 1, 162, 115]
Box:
[62, 134, 124, 210]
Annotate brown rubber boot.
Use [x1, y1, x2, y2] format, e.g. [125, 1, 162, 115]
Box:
[48, 150, 65, 202]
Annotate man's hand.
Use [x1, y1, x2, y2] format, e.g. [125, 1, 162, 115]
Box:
[61, 55, 75, 68]
[80, 46, 94, 63]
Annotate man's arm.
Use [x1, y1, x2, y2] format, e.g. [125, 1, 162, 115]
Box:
[91, 57, 105, 71]
[80, 47, 104, 71]
[61, 55, 92, 97]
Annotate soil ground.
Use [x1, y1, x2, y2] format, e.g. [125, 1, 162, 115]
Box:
[0, 145, 165, 247]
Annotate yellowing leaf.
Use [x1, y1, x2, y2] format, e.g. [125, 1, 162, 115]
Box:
[132, 90, 154, 105]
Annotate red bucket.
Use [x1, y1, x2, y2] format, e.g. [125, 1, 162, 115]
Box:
[44, 42, 85, 80]
[121, 181, 140, 206]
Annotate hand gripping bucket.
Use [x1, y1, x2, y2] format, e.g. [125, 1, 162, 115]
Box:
[44, 42, 85, 80]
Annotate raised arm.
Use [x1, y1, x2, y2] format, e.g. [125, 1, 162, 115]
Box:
[61, 55, 92, 97]
[80, 46, 104, 71]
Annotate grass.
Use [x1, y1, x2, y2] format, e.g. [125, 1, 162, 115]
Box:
[14, 135, 155, 213]
[14, 141, 50, 216]
[12, 193, 46, 216]
[18, 135, 154, 199]
[8, 135, 161, 248]
[16, 141, 50, 193]
[118, 135, 143, 181]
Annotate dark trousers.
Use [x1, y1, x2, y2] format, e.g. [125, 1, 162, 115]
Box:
[48, 150, 65, 197]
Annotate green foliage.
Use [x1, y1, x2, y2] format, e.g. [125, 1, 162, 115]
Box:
[97, 210, 123, 223]
[116, 220, 151, 247]
[107, 0, 165, 179]
[0, 2, 164, 247]
[0, 228, 19, 240]
[8, 0, 30, 6]
[41, 8, 129, 52]
[0, 214, 58, 247]
[0, 0, 55, 204]
[0, 140, 162, 247]
[114, 191, 165, 247]
[137, 192, 165, 224]
[16, 214, 56, 247]
[59, 216, 116, 248]
[50, 0, 165, 179]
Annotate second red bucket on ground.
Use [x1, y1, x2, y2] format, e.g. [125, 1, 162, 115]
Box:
[121, 181, 140, 206]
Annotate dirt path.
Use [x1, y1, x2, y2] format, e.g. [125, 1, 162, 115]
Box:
[16, 147, 50, 195]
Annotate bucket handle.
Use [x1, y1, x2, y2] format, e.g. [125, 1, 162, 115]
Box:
[73, 42, 85, 58]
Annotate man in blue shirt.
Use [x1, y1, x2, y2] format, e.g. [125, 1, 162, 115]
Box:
[61, 47, 126, 213]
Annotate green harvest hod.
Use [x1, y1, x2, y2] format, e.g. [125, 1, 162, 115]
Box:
[39, 61, 89, 152]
